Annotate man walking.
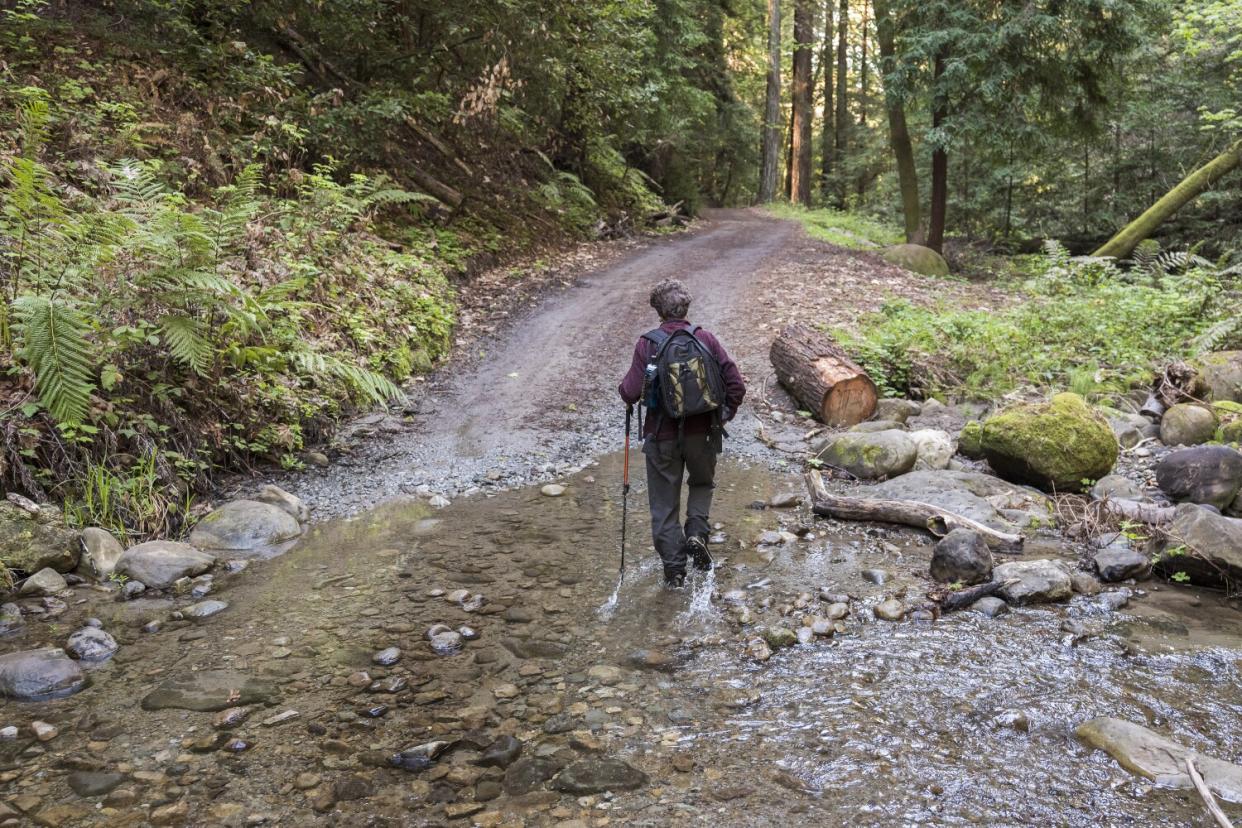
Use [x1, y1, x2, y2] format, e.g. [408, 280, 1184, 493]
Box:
[618, 279, 745, 587]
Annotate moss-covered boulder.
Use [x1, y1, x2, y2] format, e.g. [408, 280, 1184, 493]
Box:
[1191, 351, 1242, 403]
[815, 430, 918, 480]
[958, 420, 985, 459]
[980, 393, 1117, 492]
[0, 502, 80, 575]
[1221, 419, 1242, 445]
[1159, 403, 1217, 446]
[880, 243, 950, 277]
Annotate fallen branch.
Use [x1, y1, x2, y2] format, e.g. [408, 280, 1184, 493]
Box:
[1185, 755, 1235, 828]
[804, 471, 1024, 552]
[930, 579, 1018, 612]
[1100, 498, 1177, 525]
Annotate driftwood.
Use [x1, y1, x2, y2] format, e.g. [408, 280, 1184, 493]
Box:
[805, 471, 1024, 552]
[932, 579, 1018, 613]
[1186, 756, 1236, 828]
[1100, 498, 1177, 525]
[771, 324, 877, 426]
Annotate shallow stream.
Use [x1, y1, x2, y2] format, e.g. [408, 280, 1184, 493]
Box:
[3, 457, 1242, 826]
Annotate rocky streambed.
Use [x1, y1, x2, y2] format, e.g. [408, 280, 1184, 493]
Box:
[2, 453, 1242, 826]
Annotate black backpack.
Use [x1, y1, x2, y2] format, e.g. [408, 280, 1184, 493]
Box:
[642, 325, 727, 424]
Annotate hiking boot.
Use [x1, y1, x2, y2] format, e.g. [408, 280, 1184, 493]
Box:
[685, 536, 713, 572]
[663, 567, 686, 589]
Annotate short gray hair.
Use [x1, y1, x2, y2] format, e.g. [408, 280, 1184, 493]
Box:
[649, 279, 692, 320]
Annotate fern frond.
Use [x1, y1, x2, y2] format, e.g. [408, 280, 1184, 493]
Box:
[17, 97, 52, 159]
[1190, 315, 1242, 354]
[159, 315, 213, 374]
[289, 350, 404, 405]
[12, 295, 95, 423]
[109, 160, 168, 207]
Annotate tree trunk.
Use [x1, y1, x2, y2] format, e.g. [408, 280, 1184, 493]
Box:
[1093, 138, 1242, 259]
[926, 47, 948, 254]
[834, 0, 849, 208]
[872, 0, 920, 242]
[819, 1, 834, 197]
[770, 324, 877, 426]
[784, 110, 795, 200]
[757, 0, 784, 203]
[790, 0, 815, 206]
[857, 0, 868, 126]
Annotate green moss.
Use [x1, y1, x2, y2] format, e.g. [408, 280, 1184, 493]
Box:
[881, 244, 951, 277]
[981, 392, 1118, 492]
[958, 420, 985, 459]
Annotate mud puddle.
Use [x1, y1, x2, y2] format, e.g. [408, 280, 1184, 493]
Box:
[3, 458, 1241, 826]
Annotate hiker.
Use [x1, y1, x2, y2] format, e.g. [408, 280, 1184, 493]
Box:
[618, 279, 745, 587]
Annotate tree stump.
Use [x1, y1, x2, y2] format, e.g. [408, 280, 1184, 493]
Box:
[770, 324, 877, 426]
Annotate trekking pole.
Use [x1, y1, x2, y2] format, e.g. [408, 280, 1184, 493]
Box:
[621, 404, 632, 580]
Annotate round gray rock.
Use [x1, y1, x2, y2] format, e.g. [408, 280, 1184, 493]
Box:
[1093, 540, 1151, 582]
[930, 529, 993, 585]
[189, 500, 302, 553]
[0, 648, 87, 700]
[182, 599, 229, 619]
[78, 527, 124, 580]
[116, 541, 215, 589]
[66, 627, 119, 660]
[994, 560, 1072, 604]
[1160, 404, 1217, 447]
[19, 567, 68, 596]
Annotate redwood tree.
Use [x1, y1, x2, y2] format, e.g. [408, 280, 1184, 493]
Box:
[790, 0, 816, 205]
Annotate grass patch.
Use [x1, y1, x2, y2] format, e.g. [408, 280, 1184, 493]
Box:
[838, 246, 1238, 399]
[767, 204, 903, 249]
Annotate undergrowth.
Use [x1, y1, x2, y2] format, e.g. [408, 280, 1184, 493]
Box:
[840, 241, 1242, 399]
[767, 204, 904, 250]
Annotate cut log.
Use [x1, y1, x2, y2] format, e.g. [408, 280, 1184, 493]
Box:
[770, 324, 877, 426]
[804, 471, 1024, 552]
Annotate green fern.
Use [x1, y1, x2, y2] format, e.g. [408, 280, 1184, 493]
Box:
[1190, 315, 1242, 354]
[159, 315, 213, 374]
[12, 294, 95, 423]
[289, 350, 404, 405]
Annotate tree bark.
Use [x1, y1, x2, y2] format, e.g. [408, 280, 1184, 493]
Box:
[805, 471, 1025, 552]
[819, 1, 834, 197]
[873, 0, 920, 243]
[926, 47, 948, 254]
[770, 324, 877, 426]
[1093, 138, 1242, 259]
[857, 0, 868, 126]
[834, 0, 849, 208]
[757, 0, 784, 203]
[790, 0, 815, 206]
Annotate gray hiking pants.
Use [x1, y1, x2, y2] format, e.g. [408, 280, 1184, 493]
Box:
[643, 432, 720, 575]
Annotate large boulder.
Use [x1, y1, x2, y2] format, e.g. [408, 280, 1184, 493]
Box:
[1155, 503, 1242, 588]
[814, 430, 918, 480]
[115, 541, 215, 589]
[881, 243, 950, 277]
[1160, 403, 1217, 446]
[930, 529, 993, 585]
[188, 499, 302, 554]
[0, 648, 87, 700]
[993, 559, 1072, 604]
[0, 501, 80, 574]
[909, 429, 956, 471]
[1154, 445, 1242, 510]
[862, 469, 1053, 535]
[1190, 350, 1242, 403]
[77, 528, 125, 580]
[980, 393, 1118, 492]
[1076, 717, 1242, 803]
[957, 421, 985, 460]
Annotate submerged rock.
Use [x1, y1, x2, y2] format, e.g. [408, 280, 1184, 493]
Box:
[0, 648, 87, 700]
[994, 560, 1072, 604]
[66, 627, 119, 661]
[67, 771, 126, 798]
[930, 529, 993, 585]
[980, 393, 1117, 493]
[1160, 403, 1217, 447]
[1076, 717, 1242, 802]
[552, 759, 648, 794]
[474, 735, 523, 769]
[189, 500, 302, 553]
[115, 541, 215, 589]
[814, 430, 918, 480]
[141, 670, 277, 711]
[1154, 445, 1242, 510]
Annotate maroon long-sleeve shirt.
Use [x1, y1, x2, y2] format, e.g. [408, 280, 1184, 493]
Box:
[618, 319, 746, 440]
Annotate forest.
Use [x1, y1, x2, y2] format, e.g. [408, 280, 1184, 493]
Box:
[1, 0, 1239, 522]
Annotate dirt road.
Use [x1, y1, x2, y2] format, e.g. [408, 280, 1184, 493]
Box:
[270, 209, 802, 516]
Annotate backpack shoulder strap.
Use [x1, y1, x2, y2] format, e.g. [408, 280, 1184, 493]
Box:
[641, 328, 672, 357]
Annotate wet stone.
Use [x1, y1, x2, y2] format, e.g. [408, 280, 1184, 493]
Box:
[503, 757, 560, 795]
[474, 735, 524, 769]
[861, 569, 889, 585]
[372, 647, 401, 666]
[141, 670, 277, 712]
[67, 771, 126, 797]
[873, 599, 906, 621]
[181, 599, 228, 619]
[971, 596, 1009, 618]
[66, 627, 118, 661]
[0, 648, 87, 700]
[552, 759, 648, 794]
[213, 707, 252, 729]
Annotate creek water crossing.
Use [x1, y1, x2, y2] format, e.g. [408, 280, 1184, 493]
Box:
[3, 455, 1241, 826]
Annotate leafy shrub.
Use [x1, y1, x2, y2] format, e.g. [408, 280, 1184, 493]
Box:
[840, 242, 1236, 399]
